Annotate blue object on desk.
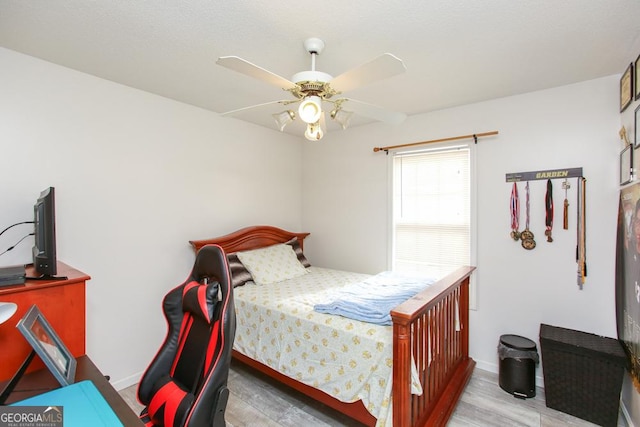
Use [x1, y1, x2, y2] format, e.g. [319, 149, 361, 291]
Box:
[11, 380, 123, 427]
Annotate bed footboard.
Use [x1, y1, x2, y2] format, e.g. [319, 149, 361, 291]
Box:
[391, 266, 476, 427]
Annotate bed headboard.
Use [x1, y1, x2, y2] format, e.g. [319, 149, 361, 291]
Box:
[189, 225, 310, 254]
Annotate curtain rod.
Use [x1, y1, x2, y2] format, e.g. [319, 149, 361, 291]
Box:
[373, 131, 499, 153]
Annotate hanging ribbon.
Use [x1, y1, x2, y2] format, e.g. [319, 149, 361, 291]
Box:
[576, 177, 587, 288]
[545, 179, 554, 242]
[525, 181, 530, 232]
[521, 181, 536, 250]
[510, 182, 520, 241]
[562, 179, 570, 230]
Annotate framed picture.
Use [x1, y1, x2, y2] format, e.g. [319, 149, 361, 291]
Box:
[17, 305, 76, 386]
[636, 104, 640, 148]
[621, 144, 634, 185]
[621, 62, 633, 112]
[636, 54, 640, 101]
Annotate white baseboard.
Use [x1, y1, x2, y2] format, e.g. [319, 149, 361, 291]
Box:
[111, 370, 143, 391]
[621, 400, 635, 427]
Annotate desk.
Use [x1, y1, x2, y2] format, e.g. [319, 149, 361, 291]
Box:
[0, 355, 143, 426]
[0, 262, 89, 380]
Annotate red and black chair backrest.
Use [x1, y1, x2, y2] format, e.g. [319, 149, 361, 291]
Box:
[137, 244, 236, 427]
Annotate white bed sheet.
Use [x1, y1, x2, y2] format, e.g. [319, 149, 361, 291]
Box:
[233, 266, 422, 427]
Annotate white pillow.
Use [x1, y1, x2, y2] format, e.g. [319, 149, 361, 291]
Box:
[236, 243, 308, 285]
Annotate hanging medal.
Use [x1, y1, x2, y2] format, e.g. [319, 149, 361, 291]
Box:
[545, 179, 554, 242]
[510, 182, 521, 241]
[521, 181, 536, 250]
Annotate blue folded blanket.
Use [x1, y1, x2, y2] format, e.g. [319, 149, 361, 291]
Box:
[313, 271, 436, 326]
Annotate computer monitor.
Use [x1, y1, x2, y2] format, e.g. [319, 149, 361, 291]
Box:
[32, 187, 57, 278]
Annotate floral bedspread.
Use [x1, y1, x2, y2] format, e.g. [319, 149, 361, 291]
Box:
[233, 267, 423, 427]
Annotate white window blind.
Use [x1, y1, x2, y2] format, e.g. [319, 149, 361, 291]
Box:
[392, 145, 470, 278]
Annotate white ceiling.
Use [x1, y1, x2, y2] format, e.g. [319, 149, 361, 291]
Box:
[1, 1, 639, 137]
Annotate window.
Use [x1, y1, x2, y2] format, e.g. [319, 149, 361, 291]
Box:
[391, 143, 475, 287]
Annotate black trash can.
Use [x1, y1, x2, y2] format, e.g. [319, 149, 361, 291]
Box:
[498, 334, 539, 398]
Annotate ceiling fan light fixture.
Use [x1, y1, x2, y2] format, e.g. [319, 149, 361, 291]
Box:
[304, 122, 324, 141]
[298, 96, 322, 124]
[217, 37, 408, 142]
[272, 110, 295, 131]
[331, 108, 353, 130]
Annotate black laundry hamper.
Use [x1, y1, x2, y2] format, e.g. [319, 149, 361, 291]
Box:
[539, 324, 626, 427]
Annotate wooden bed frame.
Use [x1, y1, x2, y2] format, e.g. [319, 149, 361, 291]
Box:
[190, 225, 475, 427]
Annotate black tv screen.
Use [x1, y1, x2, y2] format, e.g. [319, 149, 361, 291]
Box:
[32, 187, 57, 277]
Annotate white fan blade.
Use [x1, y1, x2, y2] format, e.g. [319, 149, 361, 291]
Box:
[343, 98, 407, 125]
[216, 56, 296, 89]
[330, 53, 406, 93]
[220, 100, 295, 117]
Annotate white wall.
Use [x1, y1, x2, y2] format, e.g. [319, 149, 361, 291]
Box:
[303, 75, 621, 382]
[0, 47, 303, 389]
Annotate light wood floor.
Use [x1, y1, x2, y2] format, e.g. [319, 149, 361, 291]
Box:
[119, 360, 627, 426]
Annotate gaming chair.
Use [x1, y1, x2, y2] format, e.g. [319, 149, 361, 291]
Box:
[137, 244, 236, 427]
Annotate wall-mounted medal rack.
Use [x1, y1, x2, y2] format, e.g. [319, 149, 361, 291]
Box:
[505, 167, 583, 182]
[505, 167, 587, 289]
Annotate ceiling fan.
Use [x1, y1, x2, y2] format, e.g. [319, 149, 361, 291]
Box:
[216, 38, 407, 140]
